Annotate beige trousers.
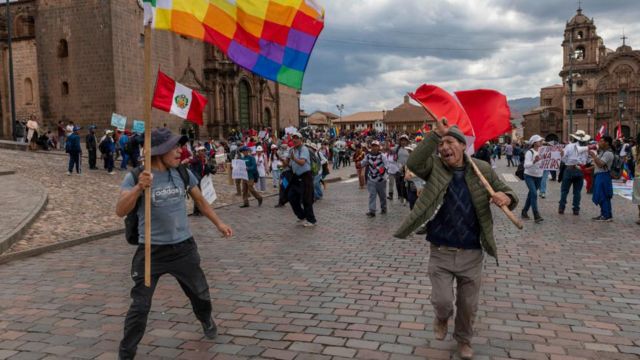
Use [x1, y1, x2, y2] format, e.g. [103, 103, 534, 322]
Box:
[428, 245, 483, 345]
[242, 179, 262, 205]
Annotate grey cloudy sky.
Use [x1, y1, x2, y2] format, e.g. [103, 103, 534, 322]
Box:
[300, 0, 640, 115]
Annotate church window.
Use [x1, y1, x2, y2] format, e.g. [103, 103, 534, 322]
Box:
[263, 108, 272, 128]
[238, 80, 251, 130]
[597, 93, 605, 105]
[62, 82, 69, 96]
[574, 46, 585, 60]
[575, 99, 584, 109]
[14, 15, 35, 38]
[577, 31, 583, 39]
[543, 98, 552, 106]
[58, 39, 68, 58]
[24, 78, 33, 105]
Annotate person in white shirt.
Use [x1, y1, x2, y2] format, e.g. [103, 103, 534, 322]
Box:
[559, 130, 591, 215]
[521, 135, 544, 223]
[383, 142, 399, 200]
[254, 146, 268, 192]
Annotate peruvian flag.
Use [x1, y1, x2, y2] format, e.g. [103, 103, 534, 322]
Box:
[595, 123, 607, 141]
[152, 71, 207, 126]
[615, 122, 623, 140]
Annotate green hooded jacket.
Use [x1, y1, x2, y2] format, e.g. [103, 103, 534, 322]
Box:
[394, 132, 519, 262]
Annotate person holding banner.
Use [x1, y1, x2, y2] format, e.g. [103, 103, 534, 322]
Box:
[238, 146, 263, 208]
[394, 119, 517, 360]
[522, 135, 545, 223]
[116, 128, 232, 360]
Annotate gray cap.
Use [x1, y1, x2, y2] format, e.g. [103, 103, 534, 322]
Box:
[445, 125, 466, 145]
[150, 128, 188, 156]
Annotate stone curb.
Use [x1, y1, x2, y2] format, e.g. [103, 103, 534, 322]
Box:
[0, 192, 280, 266]
[0, 181, 49, 254]
[0, 140, 28, 151]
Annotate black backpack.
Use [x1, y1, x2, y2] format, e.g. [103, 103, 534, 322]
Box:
[514, 149, 532, 180]
[124, 165, 191, 245]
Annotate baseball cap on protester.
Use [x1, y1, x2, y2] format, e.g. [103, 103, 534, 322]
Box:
[150, 128, 188, 156]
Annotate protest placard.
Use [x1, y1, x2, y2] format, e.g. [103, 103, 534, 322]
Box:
[132, 120, 145, 133]
[231, 159, 248, 180]
[111, 113, 127, 130]
[215, 154, 226, 174]
[200, 175, 217, 204]
[537, 145, 564, 171]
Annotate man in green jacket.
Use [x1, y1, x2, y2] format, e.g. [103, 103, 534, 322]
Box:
[395, 119, 518, 360]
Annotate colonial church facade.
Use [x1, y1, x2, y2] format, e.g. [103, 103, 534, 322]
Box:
[524, 7, 640, 142]
[0, 0, 299, 140]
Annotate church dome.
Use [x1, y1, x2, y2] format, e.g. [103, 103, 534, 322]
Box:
[568, 8, 591, 25]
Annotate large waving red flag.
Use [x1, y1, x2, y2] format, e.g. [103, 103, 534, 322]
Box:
[454, 89, 511, 150]
[409, 84, 474, 137]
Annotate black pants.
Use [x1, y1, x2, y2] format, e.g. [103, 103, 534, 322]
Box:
[119, 238, 212, 359]
[88, 149, 97, 169]
[288, 171, 316, 223]
[395, 172, 407, 201]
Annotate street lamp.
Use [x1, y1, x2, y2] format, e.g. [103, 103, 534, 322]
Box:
[335, 103, 344, 129]
[618, 99, 625, 139]
[587, 109, 592, 137]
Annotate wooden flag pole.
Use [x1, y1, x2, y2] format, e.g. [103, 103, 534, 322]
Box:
[413, 97, 524, 230]
[143, 25, 153, 287]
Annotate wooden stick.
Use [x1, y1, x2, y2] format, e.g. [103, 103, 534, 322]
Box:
[410, 94, 523, 230]
[143, 25, 152, 287]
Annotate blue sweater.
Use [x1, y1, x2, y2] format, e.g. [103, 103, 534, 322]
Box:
[426, 167, 481, 249]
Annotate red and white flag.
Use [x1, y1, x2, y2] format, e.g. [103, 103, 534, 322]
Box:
[615, 122, 623, 140]
[595, 123, 607, 141]
[152, 71, 208, 126]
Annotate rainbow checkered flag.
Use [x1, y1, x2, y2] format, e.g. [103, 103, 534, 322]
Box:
[143, 0, 324, 89]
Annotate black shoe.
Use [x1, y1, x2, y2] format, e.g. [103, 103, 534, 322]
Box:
[387, 195, 393, 200]
[573, 210, 579, 216]
[381, 209, 387, 214]
[521, 211, 530, 219]
[366, 212, 375, 218]
[558, 208, 565, 215]
[240, 204, 249, 208]
[274, 204, 284, 208]
[201, 318, 218, 339]
[534, 215, 544, 223]
[258, 198, 263, 207]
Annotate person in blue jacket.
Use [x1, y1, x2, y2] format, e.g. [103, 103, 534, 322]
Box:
[239, 146, 263, 208]
[65, 126, 82, 175]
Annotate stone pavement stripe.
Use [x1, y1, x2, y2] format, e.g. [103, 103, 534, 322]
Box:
[0, 161, 639, 359]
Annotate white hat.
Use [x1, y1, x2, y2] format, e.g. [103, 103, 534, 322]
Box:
[195, 146, 206, 152]
[371, 140, 380, 146]
[256, 146, 263, 152]
[271, 144, 278, 149]
[570, 130, 591, 142]
[291, 131, 303, 138]
[528, 134, 543, 144]
[399, 134, 409, 140]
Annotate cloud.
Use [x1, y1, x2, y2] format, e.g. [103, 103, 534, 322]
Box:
[301, 0, 640, 115]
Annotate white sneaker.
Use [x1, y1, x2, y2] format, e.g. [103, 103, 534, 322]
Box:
[296, 218, 305, 225]
[108, 171, 115, 175]
[302, 221, 316, 227]
[67, 171, 72, 176]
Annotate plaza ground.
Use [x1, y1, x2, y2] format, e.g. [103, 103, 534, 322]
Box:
[0, 160, 639, 359]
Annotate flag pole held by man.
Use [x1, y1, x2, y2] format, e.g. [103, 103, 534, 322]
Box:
[395, 85, 519, 359]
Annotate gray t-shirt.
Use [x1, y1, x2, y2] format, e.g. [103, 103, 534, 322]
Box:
[594, 150, 614, 174]
[290, 145, 311, 175]
[395, 146, 410, 167]
[121, 168, 198, 245]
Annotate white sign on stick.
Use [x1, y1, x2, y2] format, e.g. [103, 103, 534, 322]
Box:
[200, 175, 217, 204]
[537, 145, 564, 171]
[231, 159, 248, 180]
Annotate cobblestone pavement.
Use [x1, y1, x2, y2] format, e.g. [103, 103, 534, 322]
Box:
[0, 149, 291, 254]
[0, 175, 46, 245]
[0, 161, 639, 359]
